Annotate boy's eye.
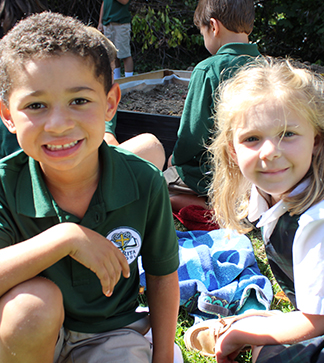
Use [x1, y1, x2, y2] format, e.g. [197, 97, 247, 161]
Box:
[71, 98, 89, 105]
[27, 103, 45, 110]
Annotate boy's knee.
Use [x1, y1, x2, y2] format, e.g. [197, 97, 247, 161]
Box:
[138, 133, 165, 158]
[121, 133, 166, 170]
[1, 277, 64, 340]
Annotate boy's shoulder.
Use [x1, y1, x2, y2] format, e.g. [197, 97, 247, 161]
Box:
[195, 43, 259, 69]
[192, 42, 260, 81]
[99, 144, 168, 212]
[0, 149, 28, 175]
[102, 143, 165, 188]
[107, 144, 161, 173]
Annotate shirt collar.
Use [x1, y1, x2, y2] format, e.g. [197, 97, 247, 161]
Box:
[216, 43, 260, 57]
[16, 143, 139, 218]
[248, 181, 309, 242]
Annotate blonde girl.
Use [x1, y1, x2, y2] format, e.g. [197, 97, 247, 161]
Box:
[192, 57, 324, 363]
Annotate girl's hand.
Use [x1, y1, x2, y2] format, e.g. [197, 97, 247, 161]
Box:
[215, 330, 246, 363]
[215, 330, 243, 363]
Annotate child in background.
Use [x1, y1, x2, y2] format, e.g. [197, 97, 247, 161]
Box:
[164, 0, 260, 212]
[98, 0, 133, 79]
[186, 57, 324, 362]
[0, 12, 179, 363]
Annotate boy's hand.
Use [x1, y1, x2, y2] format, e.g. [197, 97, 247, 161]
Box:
[61, 223, 130, 297]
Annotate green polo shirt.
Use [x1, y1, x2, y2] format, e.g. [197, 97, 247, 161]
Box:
[102, 0, 131, 25]
[0, 120, 20, 158]
[105, 113, 117, 137]
[0, 142, 179, 333]
[172, 43, 261, 195]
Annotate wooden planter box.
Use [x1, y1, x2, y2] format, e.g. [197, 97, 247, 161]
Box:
[115, 69, 191, 162]
[116, 110, 180, 162]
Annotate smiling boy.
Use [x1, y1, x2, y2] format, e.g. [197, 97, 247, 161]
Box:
[0, 12, 179, 363]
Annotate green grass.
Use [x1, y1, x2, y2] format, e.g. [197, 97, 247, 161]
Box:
[174, 225, 295, 363]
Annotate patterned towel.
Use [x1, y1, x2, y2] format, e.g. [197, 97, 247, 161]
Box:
[139, 229, 273, 317]
[177, 229, 273, 316]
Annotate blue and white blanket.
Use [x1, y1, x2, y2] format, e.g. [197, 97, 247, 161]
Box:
[139, 229, 273, 317]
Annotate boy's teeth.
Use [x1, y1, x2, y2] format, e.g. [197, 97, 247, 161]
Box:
[46, 141, 78, 151]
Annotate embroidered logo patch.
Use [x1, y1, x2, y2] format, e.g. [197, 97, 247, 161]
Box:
[107, 227, 141, 264]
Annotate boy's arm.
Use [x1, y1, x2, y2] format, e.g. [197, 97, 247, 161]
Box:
[146, 271, 180, 363]
[215, 311, 324, 363]
[0, 222, 129, 298]
[171, 69, 215, 166]
[98, 2, 104, 32]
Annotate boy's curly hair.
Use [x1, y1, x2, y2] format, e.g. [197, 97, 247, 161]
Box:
[0, 11, 112, 105]
[194, 0, 255, 34]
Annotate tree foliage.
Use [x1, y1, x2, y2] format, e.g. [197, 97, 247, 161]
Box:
[252, 0, 324, 63]
[45, 0, 324, 71]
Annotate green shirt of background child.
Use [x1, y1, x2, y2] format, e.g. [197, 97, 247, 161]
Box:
[165, 0, 260, 212]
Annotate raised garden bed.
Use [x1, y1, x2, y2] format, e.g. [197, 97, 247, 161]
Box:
[115, 70, 190, 160]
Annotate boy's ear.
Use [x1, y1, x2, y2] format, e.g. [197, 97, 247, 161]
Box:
[0, 101, 16, 134]
[105, 83, 121, 121]
[209, 18, 220, 37]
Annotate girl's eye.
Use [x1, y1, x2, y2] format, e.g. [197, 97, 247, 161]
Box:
[283, 131, 295, 138]
[27, 103, 44, 110]
[71, 98, 89, 105]
[244, 136, 259, 143]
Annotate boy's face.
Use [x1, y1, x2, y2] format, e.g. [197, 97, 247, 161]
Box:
[1, 54, 119, 175]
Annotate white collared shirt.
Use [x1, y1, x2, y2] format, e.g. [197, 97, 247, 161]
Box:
[248, 183, 324, 315]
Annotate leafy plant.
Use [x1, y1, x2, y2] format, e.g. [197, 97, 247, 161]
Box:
[130, 0, 206, 69]
[44, 0, 324, 86]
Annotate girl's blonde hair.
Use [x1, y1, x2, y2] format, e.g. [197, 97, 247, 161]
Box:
[209, 56, 324, 233]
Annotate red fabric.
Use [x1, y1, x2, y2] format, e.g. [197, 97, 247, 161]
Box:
[173, 205, 219, 231]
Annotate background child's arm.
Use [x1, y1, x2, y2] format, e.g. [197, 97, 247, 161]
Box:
[146, 271, 180, 363]
[215, 311, 324, 363]
[0, 222, 129, 298]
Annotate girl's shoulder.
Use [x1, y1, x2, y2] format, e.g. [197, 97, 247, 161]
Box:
[298, 199, 324, 228]
[304, 199, 324, 217]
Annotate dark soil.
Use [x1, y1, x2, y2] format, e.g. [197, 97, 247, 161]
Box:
[118, 83, 188, 116]
[117, 62, 324, 116]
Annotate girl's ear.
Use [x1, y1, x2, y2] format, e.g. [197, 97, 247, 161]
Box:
[105, 83, 121, 121]
[209, 18, 220, 37]
[0, 101, 16, 134]
[229, 142, 238, 164]
[313, 134, 322, 155]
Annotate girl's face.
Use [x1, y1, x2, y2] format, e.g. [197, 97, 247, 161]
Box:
[232, 101, 318, 205]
